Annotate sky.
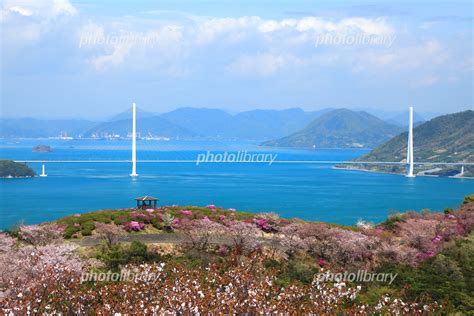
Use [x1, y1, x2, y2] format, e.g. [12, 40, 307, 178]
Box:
[0, 0, 473, 119]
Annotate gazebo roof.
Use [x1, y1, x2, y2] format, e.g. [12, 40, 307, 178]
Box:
[135, 196, 159, 201]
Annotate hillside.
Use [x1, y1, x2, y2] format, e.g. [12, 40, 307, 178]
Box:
[349, 110, 474, 177]
[0, 160, 35, 178]
[261, 109, 402, 148]
[2, 197, 473, 313]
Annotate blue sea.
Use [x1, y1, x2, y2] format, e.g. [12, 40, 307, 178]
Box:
[0, 139, 472, 229]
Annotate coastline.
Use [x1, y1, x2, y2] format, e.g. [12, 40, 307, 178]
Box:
[333, 165, 474, 179]
[0, 175, 35, 179]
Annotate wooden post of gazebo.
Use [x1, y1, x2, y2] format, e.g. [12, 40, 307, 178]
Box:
[135, 196, 159, 209]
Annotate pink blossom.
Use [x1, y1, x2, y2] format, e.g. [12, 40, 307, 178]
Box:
[279, 219, 291, 225]
[146, 209, 154, 213]
[172, 218, 181, 227]
[217, 244, 229, 256]
[73, 214, 81, 217]
[318, 258, 328, 267]
[73, 223, 80, 227]
[253, 218, 273, 232]
[417, 251, 436, 260]
[218, 215, 226, 221]
[228, 208, 236, 212]
[124, 221, 145, 231]
[206, 204, 217, 209]
[179, 210, 193, 217]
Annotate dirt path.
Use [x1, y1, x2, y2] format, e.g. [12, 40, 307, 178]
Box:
[76, 233, 276, 247]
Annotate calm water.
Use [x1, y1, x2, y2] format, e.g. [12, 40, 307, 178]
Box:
[1, 139, 472, 229]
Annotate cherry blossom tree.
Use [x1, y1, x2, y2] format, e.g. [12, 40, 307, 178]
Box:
[95, 222, 126, 248]
[18, 223, 64, 246]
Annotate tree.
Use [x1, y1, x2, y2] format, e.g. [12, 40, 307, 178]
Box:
[95, 223, 126, 248]
[227, 221, 263, 254]
[18, 223, 64, 246]
[179, 218, 225, 250]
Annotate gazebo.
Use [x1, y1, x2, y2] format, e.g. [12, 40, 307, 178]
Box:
[135, 196, 159, 209]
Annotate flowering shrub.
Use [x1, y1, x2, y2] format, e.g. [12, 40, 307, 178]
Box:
[0, 242, 89, 302]
[179, 210, 193, 217]
[279, 223, 311, 258]
[18, 223, 64, 246]
[319, 228, 379, 268]
[206, 204, 216, 209]
[258, 212, 280, 221]
[179, 217, 226, 250]
[227, 221, 263, 254]
[1, 256, 440, 314]
[161, 213, 175, 230]
[0, 233, 16, 253]
[397, 218, 439, 255]
[123, 221, 145, 232]
[130, 211, 152, 223]
[356, 219, 374, 230]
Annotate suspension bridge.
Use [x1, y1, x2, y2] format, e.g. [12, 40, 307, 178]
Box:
[14, 105, 472, 177]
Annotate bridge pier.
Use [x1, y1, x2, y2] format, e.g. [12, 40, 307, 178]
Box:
[406, 107, 415, 178]
[39, 162, 47, 177]
[130, 102, 138, 177]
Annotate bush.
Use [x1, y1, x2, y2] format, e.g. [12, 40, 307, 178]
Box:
[150, 217, 163, 230]
[463, 194, 474, 205]
[97, 241, 161, 271]
[381, 213, 405, 230]
[379, 233, 474, 313]
[64, 225, 80, 239]
[81, 221, 95, 236]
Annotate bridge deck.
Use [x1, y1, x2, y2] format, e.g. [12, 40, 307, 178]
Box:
[13, 160, 473, 165]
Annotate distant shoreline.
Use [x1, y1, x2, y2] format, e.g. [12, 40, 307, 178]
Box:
[333, 166, 474, 179]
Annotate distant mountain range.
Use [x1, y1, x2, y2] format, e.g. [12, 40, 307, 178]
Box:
[0, 118, 97, 138]
[0, 107, 448, 142]
[0, 107, 332, 140]
[345, 110, 474, 177]
[261, 109, 403, 148]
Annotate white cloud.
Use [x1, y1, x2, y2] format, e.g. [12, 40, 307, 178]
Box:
[8, 6, 32, 16]
[256, 17, 393, 36]
[78, 15, 396, 71]
[1, 0, 78, 47]
[2, 0, 77, 19]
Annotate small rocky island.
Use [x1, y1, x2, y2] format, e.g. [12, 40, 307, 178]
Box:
[0, 160, 36, 178]
[32, 145, 52, 152]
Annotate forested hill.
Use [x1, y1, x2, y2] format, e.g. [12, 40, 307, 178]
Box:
[261, 109, 402, 148]
[352, 110, 474, 177]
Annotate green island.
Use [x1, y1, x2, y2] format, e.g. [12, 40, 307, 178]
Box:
[340, 110, 474, 177]
[0, 160, 36, 178]
[1, 195, 473, 313]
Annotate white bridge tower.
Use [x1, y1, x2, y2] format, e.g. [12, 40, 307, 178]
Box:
[406, 106, 415, 177]
[40, 162, 47, 177]
[130, 102, 138, 177]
